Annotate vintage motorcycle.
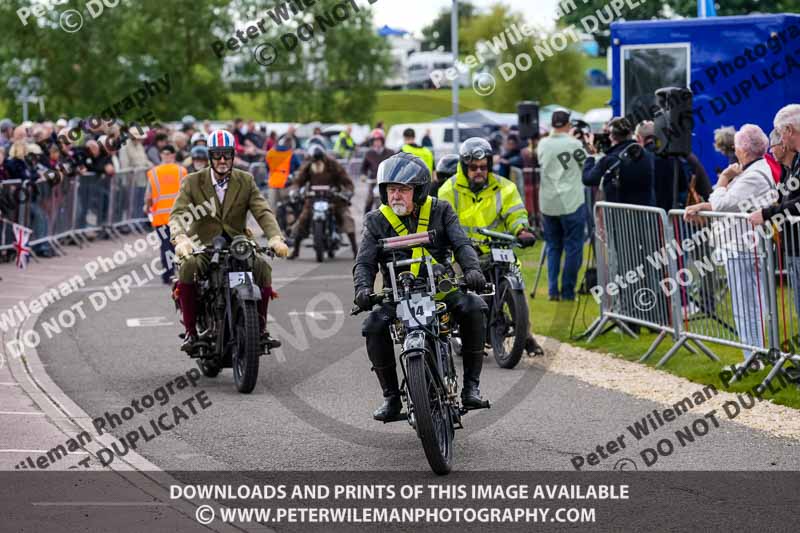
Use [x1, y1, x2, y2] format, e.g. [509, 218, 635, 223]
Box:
[276, 173, 303, 235]
[473, 228, 531, 369]
[307, 184, 350, 262]
[352, 231, 492, 475]
[174, 235, 274, 393]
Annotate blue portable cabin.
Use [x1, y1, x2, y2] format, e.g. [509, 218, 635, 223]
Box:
[609, 14, 800, 181]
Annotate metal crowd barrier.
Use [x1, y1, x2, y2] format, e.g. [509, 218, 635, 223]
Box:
[762, 214, 800, 390]
[0, 167, 151, 261]
[587, 201, 800, 394]
[667, 210, 772, 369]
[249, 162, 268, 190]
[584, 202, 714, 362]
[509, 166, 526, 201]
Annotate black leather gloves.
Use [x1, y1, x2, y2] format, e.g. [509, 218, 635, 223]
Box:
[517, 230, 537, 248]
[355, 287, 373, 311]
[464, 269, 487, 292]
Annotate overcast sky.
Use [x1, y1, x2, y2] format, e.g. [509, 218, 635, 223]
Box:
[371, 0, 562, 35]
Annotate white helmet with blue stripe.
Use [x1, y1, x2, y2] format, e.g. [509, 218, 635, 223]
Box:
[207, 129, 235, 149]
[207, 129, 236, 176]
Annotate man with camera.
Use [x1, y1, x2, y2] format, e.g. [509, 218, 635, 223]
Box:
[536, 109, 587, 301]
[635, 120, 690, 211]
[582, 117, 655, 206]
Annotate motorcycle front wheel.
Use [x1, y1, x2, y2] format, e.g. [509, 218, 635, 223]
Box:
[312, 219, 325, 263]
[232, 300, 261, 393]
[406, 353, 454, 475]
[490, 279, 529, 369]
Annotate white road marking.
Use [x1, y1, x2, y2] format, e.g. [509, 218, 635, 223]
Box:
[0, 411, 45, 415]
[126, 317, 175, 328]
[0, 449, 89, 454]
[287, 310, 344, 319]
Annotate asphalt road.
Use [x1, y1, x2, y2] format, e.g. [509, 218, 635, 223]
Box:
[33, 185, 800, 474]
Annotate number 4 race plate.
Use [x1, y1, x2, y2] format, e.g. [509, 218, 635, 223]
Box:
[491, 248, 515, 263]
[397, 294, 437, 327]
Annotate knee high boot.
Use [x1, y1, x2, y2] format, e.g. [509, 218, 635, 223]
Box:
[348, 232, 358, 258]
[289, 235, 302, 259]
[456, 304, 488, 409]
[258, 286, 281, 349]
[177, 282, 198, 352]
[461, 350, 487, 409]
[366, 333, 401, 421]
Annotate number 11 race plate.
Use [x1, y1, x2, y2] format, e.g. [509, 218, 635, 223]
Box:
[491, 248, 515, 263]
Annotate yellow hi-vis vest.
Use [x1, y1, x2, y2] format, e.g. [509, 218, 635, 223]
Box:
[401, 144, 434, 173]
[379, 196, 433, 278]
[436, 166, 529, 242]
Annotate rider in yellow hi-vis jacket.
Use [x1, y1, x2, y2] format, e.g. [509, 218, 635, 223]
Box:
[437, 137, 544, 356]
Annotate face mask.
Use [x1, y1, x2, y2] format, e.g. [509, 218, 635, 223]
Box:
[391, 203, 408, 217]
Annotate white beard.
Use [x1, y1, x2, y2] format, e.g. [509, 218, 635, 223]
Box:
[391, 203, 408, 217]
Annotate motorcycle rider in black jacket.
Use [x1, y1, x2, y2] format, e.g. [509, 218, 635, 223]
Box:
[353, 152, 490, 421]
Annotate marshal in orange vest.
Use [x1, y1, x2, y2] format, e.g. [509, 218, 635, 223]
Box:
[266, 148, 293, 188]
[147, 163, 188, 227]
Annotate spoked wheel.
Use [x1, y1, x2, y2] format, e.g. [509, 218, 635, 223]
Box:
[406, 353, 454, 475]
[232, 300, 261, 394]
[312, 220, 325, 263]
[490, 279, 529, 369]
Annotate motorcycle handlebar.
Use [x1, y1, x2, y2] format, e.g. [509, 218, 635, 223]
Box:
[350, 279, 494, 316]
[189, 242, 276, 258]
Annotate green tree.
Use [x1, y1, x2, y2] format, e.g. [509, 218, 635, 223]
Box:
[461, 4, 585, 110]
[233, 0, 391, 123]
[0, 0, 230, 123]
[421, 1, 477, 52]
[0, 0, 390, 124]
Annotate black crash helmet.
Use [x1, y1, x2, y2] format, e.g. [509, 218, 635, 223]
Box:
[435, 153, 460, 180]
[376, 152, 431, 206]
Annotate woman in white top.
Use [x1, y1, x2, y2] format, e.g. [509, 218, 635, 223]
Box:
[685, 124, 775, 369]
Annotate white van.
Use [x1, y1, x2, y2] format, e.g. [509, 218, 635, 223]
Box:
[406, 52, 466, 89]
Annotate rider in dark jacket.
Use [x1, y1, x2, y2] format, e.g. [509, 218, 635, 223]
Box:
[353, 152, 489, 421]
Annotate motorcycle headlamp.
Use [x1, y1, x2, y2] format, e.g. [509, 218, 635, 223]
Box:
[438, 278, 454, 294]
[230, 237, 253, 261]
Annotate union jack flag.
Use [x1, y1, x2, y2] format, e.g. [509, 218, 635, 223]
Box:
[12, 223, 32, 270]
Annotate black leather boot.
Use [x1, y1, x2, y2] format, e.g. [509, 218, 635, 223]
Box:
[461, 351, 488, 409]
[372, 365, 402, 421]
[525, 334, 544, 356]
[288, 238, 301, 260]
[348, 232, 358, 258]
